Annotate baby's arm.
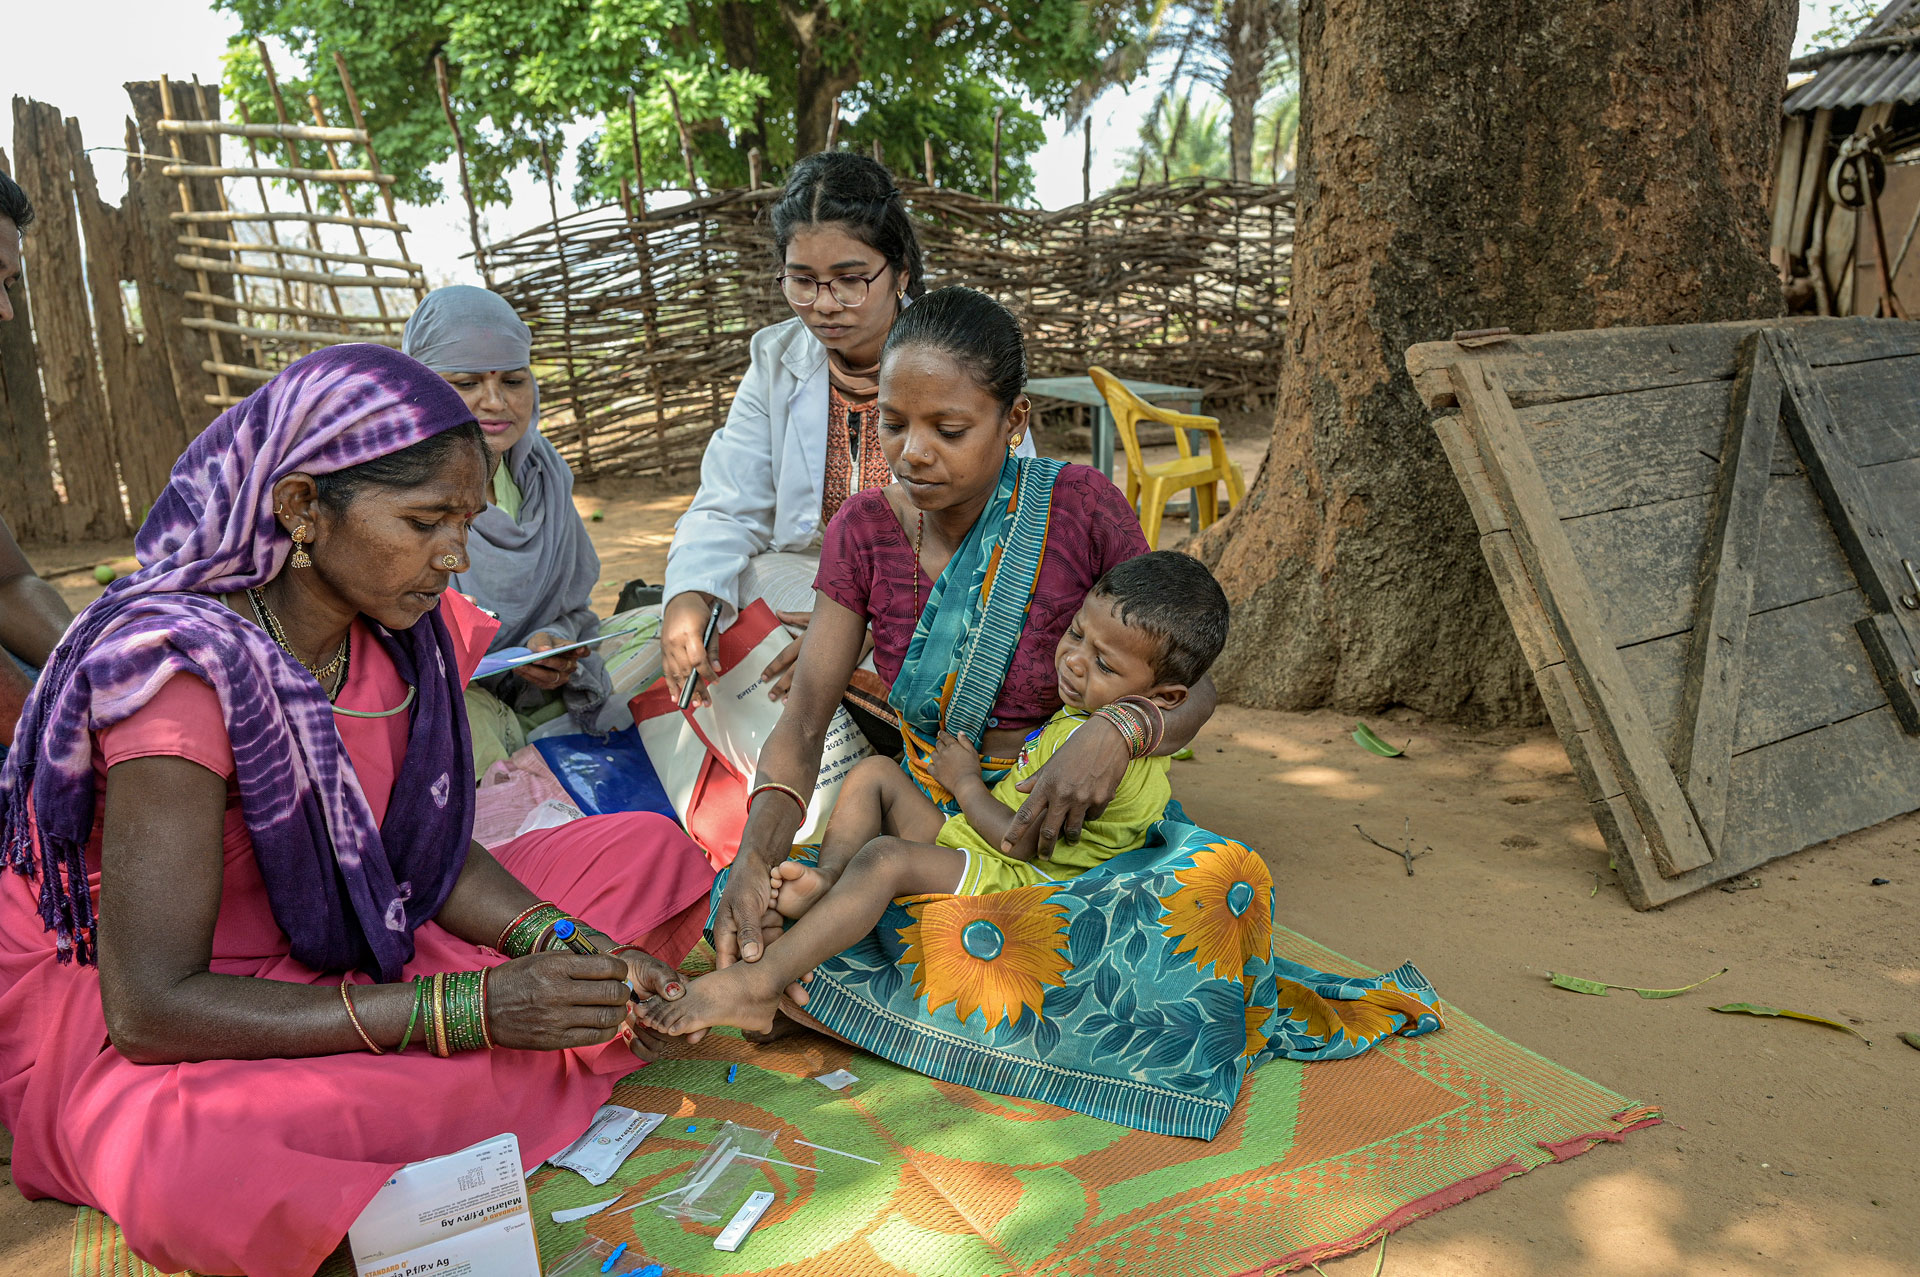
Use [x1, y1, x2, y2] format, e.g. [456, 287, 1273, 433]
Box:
[930, 731, 1032, 860]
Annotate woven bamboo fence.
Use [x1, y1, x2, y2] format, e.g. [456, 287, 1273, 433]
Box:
[485, 177, 1294, 478]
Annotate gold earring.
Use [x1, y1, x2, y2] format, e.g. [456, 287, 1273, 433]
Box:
[290, 525, 313, 569]
[1008, 433, 1025, 456]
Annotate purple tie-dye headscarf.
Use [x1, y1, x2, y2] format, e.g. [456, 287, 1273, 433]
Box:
[0, 344, 480, 981]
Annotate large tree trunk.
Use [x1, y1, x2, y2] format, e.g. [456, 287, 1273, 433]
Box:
[781, 2, 860, 158]
[1192, 0, 1794, 725]
[1218, 0, 1277, 184]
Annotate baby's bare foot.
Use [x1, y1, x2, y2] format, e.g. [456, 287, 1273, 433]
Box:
[635, 966, 780, 1036]
[771, 860, 835, 919]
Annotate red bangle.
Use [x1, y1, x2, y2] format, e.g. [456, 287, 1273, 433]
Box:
[749, 781, 809, 815]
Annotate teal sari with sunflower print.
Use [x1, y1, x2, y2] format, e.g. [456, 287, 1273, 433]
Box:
[711, 457, 1444, 1140]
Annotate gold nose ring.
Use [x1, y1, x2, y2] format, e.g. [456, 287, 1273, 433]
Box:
[440, 555, 460, 570]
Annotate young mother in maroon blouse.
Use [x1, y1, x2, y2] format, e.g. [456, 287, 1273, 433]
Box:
[709, 287, 1216, 991]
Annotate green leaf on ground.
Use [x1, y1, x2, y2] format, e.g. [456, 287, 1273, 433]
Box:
[1898, 1032, 1920, 1051]
[1711, 1003, 1870, 1043]
[1172, 747, 1195, 761]
[1352, 722, 1405, 757]
[1549, 967, 1728, 999]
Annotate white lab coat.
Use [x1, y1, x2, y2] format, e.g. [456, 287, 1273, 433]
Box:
[664, 314, 1036, 624]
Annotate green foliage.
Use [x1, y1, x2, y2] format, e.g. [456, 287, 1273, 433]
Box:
[217, 0, 1150, 210]
[1805, 0, 1881, 51]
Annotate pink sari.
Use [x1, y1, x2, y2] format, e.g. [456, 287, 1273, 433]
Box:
[0, 593, 715, 1275]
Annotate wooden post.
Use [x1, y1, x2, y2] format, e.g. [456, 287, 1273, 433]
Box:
[0, 143, 59, 540]
[826, 96, 841, 150]
[923, 137, 935, 187]
[333, 51, 425, 302]
[435, 55, 491, 287]
[1083, 118, 1093, 204]
[122, 85, 224, 437]
[991, 107, 1002, 203]
[663, 80, 698, 190]
[871, 138, 883, 165]
[16, 100, 126, 536]
[748, 146, 762, 190]
[158, 77, 236, 409]
[67, 116, 176, 511]
[625, 88, 649, 210]
[540, 140, 593, 476]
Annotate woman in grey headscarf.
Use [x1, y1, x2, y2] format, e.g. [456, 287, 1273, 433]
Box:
[402, 286, 611, 778]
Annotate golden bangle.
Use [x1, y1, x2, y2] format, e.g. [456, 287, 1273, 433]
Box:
[340, 978, 383, 1054]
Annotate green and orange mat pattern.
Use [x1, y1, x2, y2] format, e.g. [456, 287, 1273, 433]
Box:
[72, 929, 1658, 1276]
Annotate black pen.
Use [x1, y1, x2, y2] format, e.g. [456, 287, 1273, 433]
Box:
[677, 599, 723, 709]
[552, 919, 643, 1005]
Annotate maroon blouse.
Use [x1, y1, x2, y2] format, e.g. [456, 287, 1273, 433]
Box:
[814, 464, 1150, 734]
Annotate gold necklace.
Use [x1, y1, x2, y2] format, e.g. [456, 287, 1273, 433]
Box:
[247, 587, 349, 695]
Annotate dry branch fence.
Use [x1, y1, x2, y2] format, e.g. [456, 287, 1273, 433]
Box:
[485, 178, 1294, 478]
[1, 79, 419, 544]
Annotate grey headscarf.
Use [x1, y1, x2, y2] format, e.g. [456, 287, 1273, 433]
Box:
[402, 286, 611, 729]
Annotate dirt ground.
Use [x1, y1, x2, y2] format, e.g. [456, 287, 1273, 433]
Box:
[4, 417, 1915, 1276]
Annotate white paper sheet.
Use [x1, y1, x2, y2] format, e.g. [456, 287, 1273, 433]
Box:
[349, 1133, 540, 1277]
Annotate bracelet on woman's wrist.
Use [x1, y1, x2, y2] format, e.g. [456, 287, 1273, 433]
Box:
[499, 901, 567, 957]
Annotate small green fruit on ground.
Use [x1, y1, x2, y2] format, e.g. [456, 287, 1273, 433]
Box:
[94, 565, 118, 585]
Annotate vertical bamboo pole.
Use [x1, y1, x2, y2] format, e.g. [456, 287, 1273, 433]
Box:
[1082, 118, 1092, 205]
[306, 93, 393, 323]
[188, 77, 266, 357]
[434, 56, 492, 288]
[923, 137, 936, 187]
[333, 52, 425, 302]
[991, 107, 1002, 204]
[159, 76, 232, 405]
[233, 101, 298, 323]
[624, 90, 669, 473]
[255, 43, 349, 319]
[826, 96, 841, 150]
[540, 140, 593, 476]
[871, 139, 883, 166]
[748, 147, 762, 189]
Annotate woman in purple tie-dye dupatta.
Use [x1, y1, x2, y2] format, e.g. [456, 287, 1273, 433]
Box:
[0, 345, 716, 1276]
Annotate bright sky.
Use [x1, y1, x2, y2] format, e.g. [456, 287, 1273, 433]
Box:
[3, 0, 1867, 288]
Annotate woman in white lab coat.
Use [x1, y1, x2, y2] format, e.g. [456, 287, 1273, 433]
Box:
[661, 153, 1033, 716]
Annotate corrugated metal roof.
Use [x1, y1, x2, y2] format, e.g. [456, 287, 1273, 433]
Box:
[1784, 0, 1920, 112]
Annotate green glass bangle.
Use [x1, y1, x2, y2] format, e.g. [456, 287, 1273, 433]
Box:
[396, 975, 425, 1054]
[500, 903, 567, 958]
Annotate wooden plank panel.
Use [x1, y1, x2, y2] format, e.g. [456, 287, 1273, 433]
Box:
[1720, 707, 1920, 875]
[1670, 336, 1779, 846]
[1452, 361, 1714, 876]
[15, 101, 126, 539]
[1622, 590, 1885, 756]
[0, 145, 58, 541]
[1519, 379, 1727, 518]
[1564, 475, 1853, 648]
[1407, 317, 1920, 411]
[1813, 355, 1920, 467]
[1771, 329, 1920, 731]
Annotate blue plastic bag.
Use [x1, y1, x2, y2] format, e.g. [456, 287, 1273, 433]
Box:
[532, 725, 677, 819]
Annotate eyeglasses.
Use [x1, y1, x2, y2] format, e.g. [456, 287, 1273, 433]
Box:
[777, 269, 888, 308]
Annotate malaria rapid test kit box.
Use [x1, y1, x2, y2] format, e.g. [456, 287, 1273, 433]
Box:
[349, 1132, 541, 1277]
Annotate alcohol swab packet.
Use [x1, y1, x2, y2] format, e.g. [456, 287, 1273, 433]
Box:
[814, 1069, 859, 1091]
[549, 1106, 667, 1186]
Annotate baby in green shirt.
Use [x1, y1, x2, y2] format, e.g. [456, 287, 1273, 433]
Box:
[639, 550, 1228, 1037]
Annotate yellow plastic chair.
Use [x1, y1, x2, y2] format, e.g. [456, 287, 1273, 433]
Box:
[1087, 366, 1247, 548]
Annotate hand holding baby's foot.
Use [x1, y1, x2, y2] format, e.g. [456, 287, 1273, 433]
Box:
[770, 860, 834, 919]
